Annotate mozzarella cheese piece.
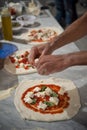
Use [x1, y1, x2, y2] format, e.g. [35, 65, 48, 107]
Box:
[24, 92, 34, 103]
[24, 97, 33, 103]
[45, 87, 53, 95]
[20, 63, 24, 67]
[25, 92, 34, 98]
[18, 57, 23, 62]
[38, 33, 43, 39]
[49, 97, 59, 105]
[37, 101, 47, 110]
[14, 57, 19, 62]
[35, 91, 46, 97]
[33, 87, 41, 92]
[35, 58, 39, 64]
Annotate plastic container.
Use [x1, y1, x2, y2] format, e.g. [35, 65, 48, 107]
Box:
[12, 20, 23, 33]
[16, 14, 36, 26]
[0, 42, 18, 69]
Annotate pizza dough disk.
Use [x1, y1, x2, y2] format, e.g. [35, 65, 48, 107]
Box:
[4, 49, 37, 75]
[0, 85, 16, 101]
[14, 78, 81, 122]
[14, 27, 62, 45]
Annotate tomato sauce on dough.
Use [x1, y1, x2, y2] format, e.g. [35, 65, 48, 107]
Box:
[21, 84, 70, 114]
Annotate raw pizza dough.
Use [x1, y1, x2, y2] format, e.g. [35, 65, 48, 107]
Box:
[14, 27, 62, 45]
[0, 85, 16, 101]
[14, 78, 81, 121]
[4, 49, 37, 75]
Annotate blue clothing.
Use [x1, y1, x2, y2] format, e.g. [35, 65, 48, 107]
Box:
[55, 0, 77, 26]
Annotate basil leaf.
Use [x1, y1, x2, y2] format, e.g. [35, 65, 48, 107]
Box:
[16, 56, 20, 59]
[51, 91, 58, 97]
[40, 86, 47, 92]
[44, 101, 55, 107]
[31, 99, 36, 104]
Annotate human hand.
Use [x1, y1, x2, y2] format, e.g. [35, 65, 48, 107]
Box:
[28, 43, 53, 65]
[35, 54, 71, 75]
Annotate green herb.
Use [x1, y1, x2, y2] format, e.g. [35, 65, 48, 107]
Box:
[40, 86, 47, 92]
[16, 56, 20, 59]
[44, 101, 55, 107]
[31, 99, 36, 104]
[51, 91, 58, 97]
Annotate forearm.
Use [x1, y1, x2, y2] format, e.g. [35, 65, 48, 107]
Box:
[67, 51, 87, 67]
[51, 12, 87, 51]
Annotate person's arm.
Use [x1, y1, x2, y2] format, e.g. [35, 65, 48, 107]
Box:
[48, 12, 87, 52]
[35, 51, 87, 75]
[29, 12, 87, 64]
[68, 51, 87, 66]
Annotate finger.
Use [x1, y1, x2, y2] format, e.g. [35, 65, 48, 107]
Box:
[35, 56, 46, 69]
[38, 70, 49, 75]
[28, 47, 38, 64]
[36, 55, 52, 69]
[36, 62, 50, 75]
[38, 67, 50, 75]
[41, 43, 50, 56]
[41, 36, 57, 56]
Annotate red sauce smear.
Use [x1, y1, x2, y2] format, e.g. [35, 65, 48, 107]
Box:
[21, 84, 70, 114]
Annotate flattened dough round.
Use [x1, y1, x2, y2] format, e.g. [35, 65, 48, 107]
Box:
[14, 27, 62, 45]
[4, 49, 37, 75]
[14, 78, 81, 122]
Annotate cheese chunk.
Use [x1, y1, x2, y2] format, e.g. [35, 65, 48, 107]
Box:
[20, 63, 24, 67]
[24, 97, 33, 104]
[14, 57, 19, 62]
[35, 91, 46, 97]
[18, 57, 23, 62]
[45, 87, 53, 95]
[25, 92, 34, 98]
[35, 58, 39, 64]
[49, 97, 59, 105]
[38, 101, 47, 110]
[33, 87, 41, 92]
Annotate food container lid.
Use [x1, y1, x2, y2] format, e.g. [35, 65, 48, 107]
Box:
[0, 42, 18, 58]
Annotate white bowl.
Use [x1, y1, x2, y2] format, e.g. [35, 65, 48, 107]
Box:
[16, 15, 36, 26]
[12, 20, 23, 33]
